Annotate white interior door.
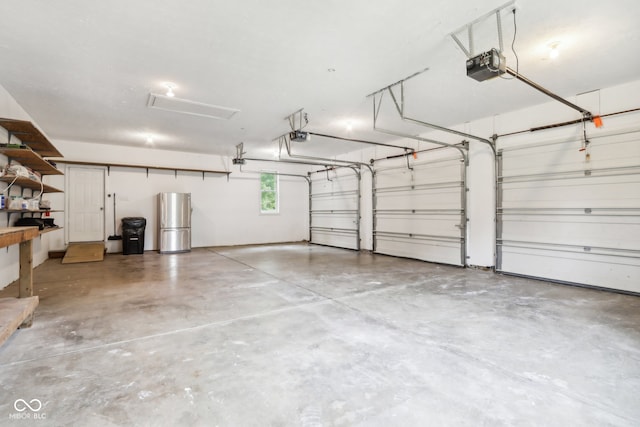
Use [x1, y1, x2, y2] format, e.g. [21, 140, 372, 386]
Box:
[68, 166, 105, 242]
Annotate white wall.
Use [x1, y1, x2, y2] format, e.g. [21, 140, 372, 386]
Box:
[49, 140, 310, 253]
[0, 84, 55, 288]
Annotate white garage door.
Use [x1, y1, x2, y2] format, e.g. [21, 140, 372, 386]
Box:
[373, 153, 466, 266]
[309, 167, 360, 250]
[497, 129, 640, 293]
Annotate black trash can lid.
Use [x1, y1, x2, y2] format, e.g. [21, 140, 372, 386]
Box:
[121, 217, 146, 226]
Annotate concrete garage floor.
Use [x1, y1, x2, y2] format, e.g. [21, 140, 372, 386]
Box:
[0, 243, 639, 426]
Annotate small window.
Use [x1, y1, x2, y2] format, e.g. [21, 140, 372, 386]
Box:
[260, 172, 279, 214]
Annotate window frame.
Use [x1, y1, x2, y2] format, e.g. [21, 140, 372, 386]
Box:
[259, 172, 279, 214]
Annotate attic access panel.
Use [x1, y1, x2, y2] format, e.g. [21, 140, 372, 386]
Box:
[147, 94, 240, 120]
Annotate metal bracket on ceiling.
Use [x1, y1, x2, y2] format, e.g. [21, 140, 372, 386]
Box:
[232, 142, 248, 166]
[234, 140, 352, 182]
[450, 0, 516, 58]
[285, 108, 308, 131]
[236, 142, 246, 159]
[368, 68, 494, 156]
[275, 132, 371, 172]
[281, 108, 409, 171]
[369, 87, 470, 163]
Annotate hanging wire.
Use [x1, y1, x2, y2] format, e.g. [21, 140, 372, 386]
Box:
[27, 177, 44, 201]
[1, 174, 19, 193]
[499, 8, 519, 80]
[511, 8, 519, 76]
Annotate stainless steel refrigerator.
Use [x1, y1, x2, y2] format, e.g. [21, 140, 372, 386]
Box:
[158, 192, 191, 253]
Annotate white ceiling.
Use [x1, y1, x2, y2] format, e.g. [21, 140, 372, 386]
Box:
[1, 0, 639, 159]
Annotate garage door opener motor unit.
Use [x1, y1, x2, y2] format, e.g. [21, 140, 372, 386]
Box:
[466, 48, 506, 81]
[289, 130, 310, 142]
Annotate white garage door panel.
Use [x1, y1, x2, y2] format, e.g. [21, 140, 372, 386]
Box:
[312, 173, 359, 191]
[375, 186, 462, 210]
[376, 161, 460, 182]
[376, 214, 461, 236]
[500, 247, 640, 293]
[312, 213, 358, 230]
[501, 213, 639, 250]
[502, 134, 640, 176]
[498, 127, 640, 293]
[311, 230, 359, 250]
[377, 169, 457, 187]
[375, 235, 462, 265]
[502, 177, 640, 208]
[374, 155, 466, 266]
[312, 193, 359, 211]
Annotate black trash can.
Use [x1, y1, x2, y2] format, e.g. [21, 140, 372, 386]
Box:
[121, 217, 146, 255]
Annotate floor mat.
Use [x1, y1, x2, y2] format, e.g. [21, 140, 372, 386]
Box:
[62, 242, 105, 264]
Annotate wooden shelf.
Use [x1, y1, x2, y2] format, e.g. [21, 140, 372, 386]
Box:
[0, 118, 62, 157]
[0, 147, 63, 175]
[1, 209, 62, 214]
[0, 121, 61, 348]
[0, 175, 62, 193]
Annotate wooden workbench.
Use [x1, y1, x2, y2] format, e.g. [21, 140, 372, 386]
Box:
[0, 226, 40, 347]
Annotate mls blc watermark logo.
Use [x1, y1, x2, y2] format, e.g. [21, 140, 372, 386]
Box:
[9, 399, 46, 420]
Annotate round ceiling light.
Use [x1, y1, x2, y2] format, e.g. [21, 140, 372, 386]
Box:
[548, 41, 561, 59]
[163, 82, 176, 97]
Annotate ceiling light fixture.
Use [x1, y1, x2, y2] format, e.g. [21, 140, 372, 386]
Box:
[146, 136, 154, 145]
[346, 121, 353, 132]
[164, 82, 176, 97]
[548, 42, 560, 59]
